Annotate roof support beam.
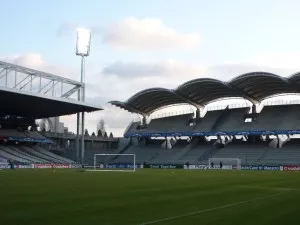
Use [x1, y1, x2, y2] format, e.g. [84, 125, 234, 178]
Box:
[61, 85, 81, 98]
[0, 69, 11, 80]
[0, 60, 81, 86]
[0, 68, 6, 76]
[39, 80, 53, 93]
[20, 75, 37, 90]
[44, 81, 59, 95]
[14, 74, 30, 89]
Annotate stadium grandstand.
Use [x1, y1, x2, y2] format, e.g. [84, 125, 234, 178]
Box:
[105, 72, 300, 168]
[3, 65, 300, 170]
[0, 60, 107, 168]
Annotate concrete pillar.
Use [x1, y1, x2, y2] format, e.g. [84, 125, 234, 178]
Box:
[142, 116, 147, 125]
[252, 104, 257, 114]
[196, 108, 201, 118]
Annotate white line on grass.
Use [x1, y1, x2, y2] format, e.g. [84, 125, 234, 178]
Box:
[138, 191, 290, 225]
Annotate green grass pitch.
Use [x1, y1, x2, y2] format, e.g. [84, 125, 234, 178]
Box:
[0, 169, 300, 225]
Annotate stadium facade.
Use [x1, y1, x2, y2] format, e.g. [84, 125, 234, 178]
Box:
[0, 60, 106, 169]
[103, 71, 300, 170]
[2, 66, 300, 171]
[110, 72, 300, 138]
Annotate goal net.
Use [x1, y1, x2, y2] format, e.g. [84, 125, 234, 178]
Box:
[208, 158, 241, 170]
[88, 154, 136, 172]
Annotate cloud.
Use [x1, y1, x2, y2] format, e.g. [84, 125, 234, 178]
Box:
[102, 60, 204, 79]
[203, 63, 284, 81]
[57, 17, 200, 50]
[248, 52, 300, 73]
[56, 22, 79, 37]
[2, 53, 75, 79]
[102, 17, 200, 50]
[0, 54, 77, 96]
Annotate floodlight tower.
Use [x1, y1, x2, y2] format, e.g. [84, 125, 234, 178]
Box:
[76, 28, 91, 164]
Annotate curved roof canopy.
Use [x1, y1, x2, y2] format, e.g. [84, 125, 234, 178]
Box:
[110, 72, 300, 116]
[110, 88, 186, 115]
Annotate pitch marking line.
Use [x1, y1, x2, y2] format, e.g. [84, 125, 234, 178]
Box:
[139, 191, 290, 225]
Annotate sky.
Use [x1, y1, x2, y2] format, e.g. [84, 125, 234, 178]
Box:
[2, 0, 300, 136]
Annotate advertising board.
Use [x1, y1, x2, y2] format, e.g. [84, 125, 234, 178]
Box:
[34, 164, 71, 169]
[71, 164, 82, 169]
[83, 164, 143, 169]
[15, 164, 34, 169]
[184, 165, 232, 170]
[241, 165, 281, 171]
[283, 165, 300, 171]
[145, 164, 183, 169]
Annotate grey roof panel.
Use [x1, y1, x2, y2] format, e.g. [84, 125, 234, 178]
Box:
[110, 71, 300, 115]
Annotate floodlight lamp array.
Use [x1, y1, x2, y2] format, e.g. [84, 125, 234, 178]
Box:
[76, 28, 91, 56]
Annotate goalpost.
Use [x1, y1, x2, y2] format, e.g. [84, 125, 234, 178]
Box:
[208, 158, 241, 170]
[87, 153, 136, 172]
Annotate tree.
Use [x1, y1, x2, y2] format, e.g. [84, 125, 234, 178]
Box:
[109, 132, 113, 138]
[91, 132, 96, 137]
[97, 119, 106, 135]
[84, 129, 89, 136]
[104, 132, 108, 138]
[97, 129, 102, 137]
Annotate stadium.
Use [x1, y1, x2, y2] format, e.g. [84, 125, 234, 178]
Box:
[1, 61, 300, 225]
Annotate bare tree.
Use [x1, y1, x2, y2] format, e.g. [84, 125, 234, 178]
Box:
[104, 131, 108, 138]
[109, 132, 113, 138]
[97, 119, 106, 136]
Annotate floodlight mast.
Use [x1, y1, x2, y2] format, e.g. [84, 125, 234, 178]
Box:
[75, 28, 91, 164]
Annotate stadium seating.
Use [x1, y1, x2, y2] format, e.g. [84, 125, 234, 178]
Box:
[0, 144, 75, 164]
[3, 104, 300, 167]
[194, 110, 225, 132]
[145, 113, 194, 133]
[212, 141, 267, 165]
[0, 129, 26, 137]
[0, 146, 32, 163]
[261, 139, 300, 165]
[4, 145, 47, 163]
[125, 105, 300, 135]
[33, 146, 75, 163]
[213, 107, 250, 131]
[88, 135, 300, 166]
